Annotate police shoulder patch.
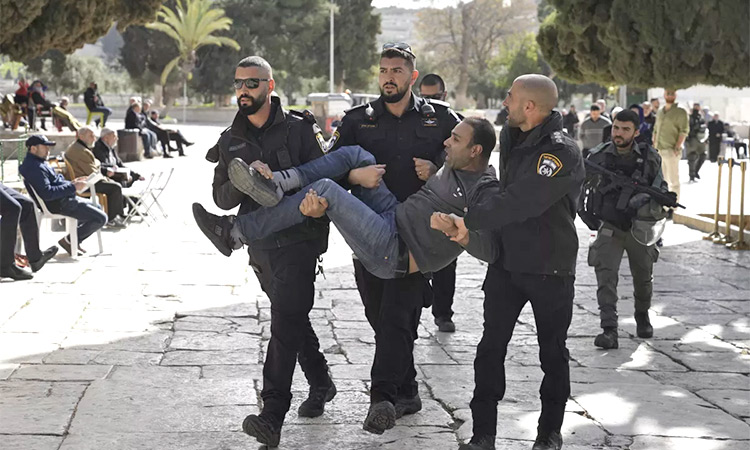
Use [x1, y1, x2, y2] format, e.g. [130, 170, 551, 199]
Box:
[326, 130, 340, 152]
[537, 153, 563, 177]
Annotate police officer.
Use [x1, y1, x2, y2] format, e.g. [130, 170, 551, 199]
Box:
[419, 73, 460, 333]
[192, 56, 334, 448]
[453, 75, 584, 450]
[686, 102, 707, 182]
[329, 44, 460, 433]
[582, 109, 669, 350]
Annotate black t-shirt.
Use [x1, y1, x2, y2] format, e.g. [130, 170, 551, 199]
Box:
[244, 106, 277, 140]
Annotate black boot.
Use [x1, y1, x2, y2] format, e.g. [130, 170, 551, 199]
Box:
[242, 413, 281, 447]
[191, 203, 237, 257]
[458, 435, 496, 450]
[635, 311, 654, 338]
[532, 429, 563, 450]
[594, 327, 618, 349]
[298, 381, 337, 418]
[395, 392, 422, 419]
[362, 401, 396, 434]
[435, 316, 456, 332]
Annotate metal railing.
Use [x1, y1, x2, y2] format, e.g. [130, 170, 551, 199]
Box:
[0, 136, 28, 183]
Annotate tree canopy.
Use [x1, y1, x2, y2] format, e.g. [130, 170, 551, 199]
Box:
[538, 0, 750, 88]
[0, 0, 163, 61]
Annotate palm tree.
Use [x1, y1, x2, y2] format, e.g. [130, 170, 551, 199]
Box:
[147, 0, 240, 121]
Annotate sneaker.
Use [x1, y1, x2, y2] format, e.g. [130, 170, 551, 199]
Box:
[298, 381, 337, 418]
[362, 401, 396, 435]
[0, 264, 33, 280]
[635, 311, 654, 338]
[106, 217, 127, 228]
[395, 393, 422, 419]
[434, 316, 456, 332]
[459, 435, 496, 450]
[228, 158, 283, 207]
[191, 203, 236, 257]
[29, 246, 58, 273]
[532, 430, 563, 450]
[241, 414, 281, 447]
[594, 327, 618, 349]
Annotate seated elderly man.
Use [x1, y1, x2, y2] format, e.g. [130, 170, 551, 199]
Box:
[1, 94, 24, 130]
[1, 182, 58, 280]
[143, 100, 193, 156]
[84, 82, 112, 127]
[93, 128, 144, 188]
[65, 126, 127, 228]
[125, 101, 158, 159]
[19, 135, 107, 255]
[52, 97, 82, 132]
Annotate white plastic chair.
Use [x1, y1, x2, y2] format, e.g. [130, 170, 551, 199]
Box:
[25, 183, 80, 259]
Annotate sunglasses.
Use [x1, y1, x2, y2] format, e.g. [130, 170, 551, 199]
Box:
[233, 78, 271, 90]
[382, 42, 415, 58]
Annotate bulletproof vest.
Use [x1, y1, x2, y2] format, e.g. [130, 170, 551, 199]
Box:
[584, 145, 651, 230]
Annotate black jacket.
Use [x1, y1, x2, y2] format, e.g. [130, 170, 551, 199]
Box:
[212, 97, 329, 251]
[330, 94, 461, 202]
[464, 111, 584, 276]
[125, 107, 143, 130]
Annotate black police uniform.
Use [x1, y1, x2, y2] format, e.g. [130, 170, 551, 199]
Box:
[212, 96, 331, 427]
[330, 94, 460, 405]
[463, 111, 584, 438]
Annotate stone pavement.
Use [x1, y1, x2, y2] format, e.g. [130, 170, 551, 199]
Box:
[0, 125, 748, 450]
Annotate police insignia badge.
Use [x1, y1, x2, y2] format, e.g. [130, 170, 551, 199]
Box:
[315, 132, 328, 153]
[422, 117, 438, 127]
[537, 153, 563, 177]
[326, 130, 340, 152]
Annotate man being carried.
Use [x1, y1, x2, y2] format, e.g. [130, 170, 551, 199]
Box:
[193, 117, 499, 282]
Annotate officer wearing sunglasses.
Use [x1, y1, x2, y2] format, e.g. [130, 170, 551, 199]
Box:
[328, 42, 461, 435]
[198, 55, 333, 448]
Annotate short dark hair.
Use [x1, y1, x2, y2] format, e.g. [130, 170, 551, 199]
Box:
[419, 73, 445, 92]
[590, 104, 601, 112]
[614, 109, 640, 128]
[237, 56, 273, 77]
[464, 117, 497, 160]
[381, 48, 416, 71]
[649, 98, 659, 103]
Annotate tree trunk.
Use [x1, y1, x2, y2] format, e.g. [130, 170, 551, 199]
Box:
[454, 3, 472, 109]
[153, 83, 163, 108]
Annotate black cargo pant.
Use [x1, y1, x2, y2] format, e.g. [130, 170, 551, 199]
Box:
[470, 263, 574, 437]
[354, 259, 426, 404]
[248, 239, 331, 426]
[431, 258, 457, 321]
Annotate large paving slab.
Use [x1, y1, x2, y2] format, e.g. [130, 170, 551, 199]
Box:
[1, 128, 749, 449]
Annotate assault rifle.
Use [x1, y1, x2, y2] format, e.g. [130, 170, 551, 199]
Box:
[584, 159, 685, 210]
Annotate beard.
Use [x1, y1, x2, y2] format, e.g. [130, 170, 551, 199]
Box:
[238, 91, 267, 115]
[665, 97, 675, 104]
[380, 83, 409, 103]
[614, 136, 634, 149]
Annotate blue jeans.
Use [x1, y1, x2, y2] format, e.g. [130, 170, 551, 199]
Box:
[89, 106, 112, 125]
[57, 197, 108, 243]
[140, 129, 157, 156]
[236, 146, 402, 279]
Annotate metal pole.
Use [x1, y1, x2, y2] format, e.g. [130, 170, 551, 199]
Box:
[715, 158, 735, 244]
[618, 85, 627, 108]
[329, 0, 335, 93]
[728, 161, 748, 250]
[704, 158, 724, 240]
[183, 77, 187, 125]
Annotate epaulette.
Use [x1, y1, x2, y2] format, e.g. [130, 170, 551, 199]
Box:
[219, 126, 232, 135]
[343, 103, 368, 114]
[587, 141, 609, 155]
[424, 98, 450, 108]
[550, 130, 566, 146]
[288, 109, 317, 124]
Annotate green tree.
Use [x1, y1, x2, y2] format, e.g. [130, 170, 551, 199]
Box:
[333, 0, 381, 91]
[120, 24, 182, 105]
[146, 0, 240, 86]
[538, 0, 750, 88]
[0, 0, 163, 61]
[416, 0, 538, 108]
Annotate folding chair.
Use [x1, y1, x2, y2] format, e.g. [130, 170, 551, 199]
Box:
[122, 175, 157, 225]
[25, 183, 80, 259]
[143, 168, 174, 219]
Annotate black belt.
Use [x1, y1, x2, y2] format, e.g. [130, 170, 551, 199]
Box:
[394, 235, 410, 278]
